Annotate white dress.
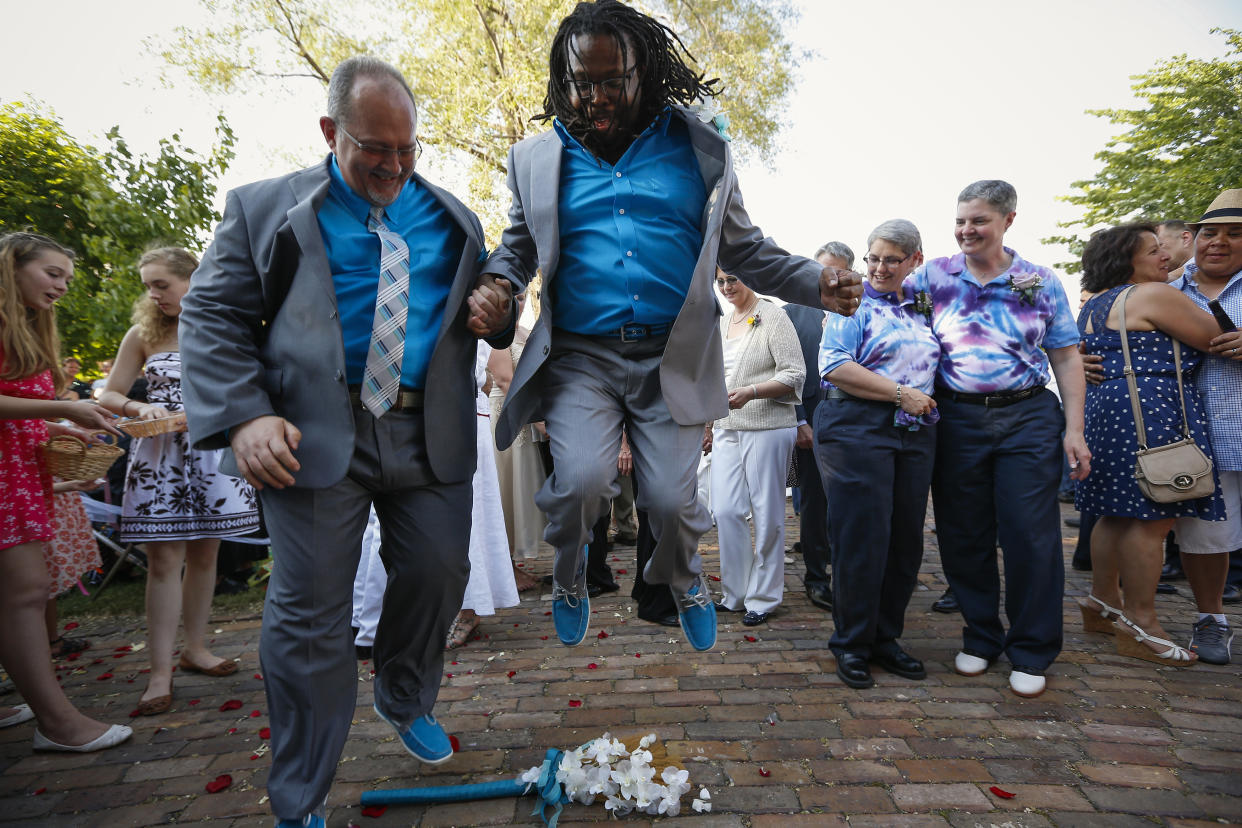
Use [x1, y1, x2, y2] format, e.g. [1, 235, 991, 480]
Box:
[489, 332, 548, 559]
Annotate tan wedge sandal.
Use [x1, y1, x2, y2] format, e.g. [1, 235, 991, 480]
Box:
[1077, 594, 1122, 636]
[1114, 616, 1197, 666]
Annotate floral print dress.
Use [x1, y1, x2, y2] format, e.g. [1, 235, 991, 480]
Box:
[0, 366, 55, 550]
[120, 352, 259, 541]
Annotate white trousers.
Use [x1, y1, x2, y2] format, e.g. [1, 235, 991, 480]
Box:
[711, 426, 796, 613]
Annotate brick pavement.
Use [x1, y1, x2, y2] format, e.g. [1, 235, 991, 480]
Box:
[2, 501, 1240, 827]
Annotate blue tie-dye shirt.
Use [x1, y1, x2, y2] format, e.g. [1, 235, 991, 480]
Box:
[910, 247, 1079, 393]
[819, 280, 940, 394]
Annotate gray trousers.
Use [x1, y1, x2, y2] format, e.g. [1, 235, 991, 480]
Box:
[534, 332, 710, 594]
[259, 407, 471, 820]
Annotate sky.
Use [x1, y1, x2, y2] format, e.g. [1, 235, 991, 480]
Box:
[3, 0, 1240, 299]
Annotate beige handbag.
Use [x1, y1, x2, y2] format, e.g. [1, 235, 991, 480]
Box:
[1116, 286, 1215, 503]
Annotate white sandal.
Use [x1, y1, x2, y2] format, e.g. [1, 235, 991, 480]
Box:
[1078, 594, 1124, 635]
[1114, 616, 1196, 666]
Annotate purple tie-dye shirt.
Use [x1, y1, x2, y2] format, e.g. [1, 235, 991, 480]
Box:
[911, 247, 1079, 393]
[819, 281, 940, 393]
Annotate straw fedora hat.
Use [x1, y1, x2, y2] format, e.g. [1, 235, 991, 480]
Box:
[1189, 188, 1242, 228]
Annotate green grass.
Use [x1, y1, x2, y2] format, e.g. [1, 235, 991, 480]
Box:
[56, 573, 267, 620]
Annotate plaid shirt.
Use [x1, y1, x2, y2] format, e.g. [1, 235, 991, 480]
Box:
[1173, 261, 1242, 471]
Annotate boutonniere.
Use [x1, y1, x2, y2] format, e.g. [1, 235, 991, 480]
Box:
[746, 311, 761, 327]
[690, 99, 731, 142]
[1009, 272, 1044, 306]
[913, 290, 933, 320]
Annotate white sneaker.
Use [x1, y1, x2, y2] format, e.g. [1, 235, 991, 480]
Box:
[1008, 670, 1046, 698]
[954, 652, 989, 676]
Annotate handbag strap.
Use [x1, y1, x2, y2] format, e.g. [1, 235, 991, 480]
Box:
[1116, 285, 1195, 451]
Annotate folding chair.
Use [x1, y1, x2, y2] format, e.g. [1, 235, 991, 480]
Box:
[81, 487, 147, 600]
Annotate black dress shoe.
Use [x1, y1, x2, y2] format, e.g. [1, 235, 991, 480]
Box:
[835, 652, 874, 689]
[1071, 558, 1093, 572]
[805, 584, 833, 611]
[587, 581, 620, 598]
[741, 610, 770, 626]
[1224, 584, 1241, 604]
[355, 645, 373, 661]
[714, 602, 741, 613]
[1160, 563, 1185, 582]
[540, 574, 554, 586]
[1155, 582, 1178, 595]
[871, 646, 926, 680]
[1064, 515, 1081, 528]
[932, 588, 959, 613]
[638, 613, 680, 627]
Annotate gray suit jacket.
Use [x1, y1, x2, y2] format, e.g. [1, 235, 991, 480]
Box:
[484, 106, 824, 448]
[180, 156, 500, 488]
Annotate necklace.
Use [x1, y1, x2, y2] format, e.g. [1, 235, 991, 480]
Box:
[730, 299, 760, 325]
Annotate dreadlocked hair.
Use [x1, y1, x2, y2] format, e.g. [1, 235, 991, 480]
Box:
[536, 0, 721, 147]
[0, 232, 73, 392]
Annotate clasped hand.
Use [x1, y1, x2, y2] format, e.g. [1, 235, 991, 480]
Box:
[819, 267, 864, 316]
[467, 275, 513, 337]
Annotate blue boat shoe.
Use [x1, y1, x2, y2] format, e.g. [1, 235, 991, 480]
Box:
[373, 705, 454, 764]
[552, 582, 590, 646]
[275, 816, 324, 828]
[674, 577, 717, 651]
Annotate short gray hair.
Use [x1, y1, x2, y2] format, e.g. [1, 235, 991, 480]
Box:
[957, 179, 1017, 214]
[326, 56, 417, 128]
[867, 219, 922, 257]
[814, 241, 855, 269]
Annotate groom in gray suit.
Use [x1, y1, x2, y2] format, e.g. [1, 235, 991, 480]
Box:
[179, 57, 514, 828]
[485, 0, 862, 653]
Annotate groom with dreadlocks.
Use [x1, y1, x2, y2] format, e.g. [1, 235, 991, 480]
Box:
[484, 0, 862, 652]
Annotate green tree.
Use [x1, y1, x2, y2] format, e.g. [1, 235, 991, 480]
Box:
[0, 102, 235, 368]
[1045, 28, 1242, 273]
[158, 0, 802, 231]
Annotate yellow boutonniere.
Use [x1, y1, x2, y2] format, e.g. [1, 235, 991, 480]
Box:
[747, 312, 761, 327]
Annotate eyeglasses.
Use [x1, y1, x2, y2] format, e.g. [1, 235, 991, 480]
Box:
[863, 253, 913, 269]
[714, 276, 738, 286]
[336, 124, 423, 165]
[564, 67, 637, 99]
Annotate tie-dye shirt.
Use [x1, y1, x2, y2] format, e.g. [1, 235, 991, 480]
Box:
[911, 247, 1079, 393]
[819, 281, 940, 393]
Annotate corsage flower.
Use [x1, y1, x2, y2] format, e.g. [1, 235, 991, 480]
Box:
[913, 289, 933, 320]
[1009, 272, 1044, 306]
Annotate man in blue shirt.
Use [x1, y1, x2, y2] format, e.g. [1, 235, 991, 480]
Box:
[180, 57, 515, 828]
[484, 0, 862, 652]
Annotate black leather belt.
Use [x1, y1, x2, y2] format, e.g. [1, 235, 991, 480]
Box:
[347, 387, 425, 411]
[823, 387, 858, 401]
[937, 385, 1044, 407]
[601, 322, 671, 342]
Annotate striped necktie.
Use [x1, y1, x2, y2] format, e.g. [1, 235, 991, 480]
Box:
[360, 206, 410, 417]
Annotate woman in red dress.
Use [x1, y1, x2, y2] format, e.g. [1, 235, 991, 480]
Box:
[0, 232, 131, 752]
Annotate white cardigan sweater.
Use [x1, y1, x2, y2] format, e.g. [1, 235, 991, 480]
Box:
[713, 298, 805, 431]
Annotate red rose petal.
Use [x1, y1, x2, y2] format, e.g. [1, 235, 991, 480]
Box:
[568, 699, 582, 708]
[250, 754, 259, 760]
[616, 569, 627, 574]
[113, 654, 125, 659]
[634, 653, 642, 658]
[744, 635, 757, 642]
[128, 709, 142, 718]
[91, 659, 104, 665]
[249, 710, 261, 718]
[708, 574, 721, 581]
[33, 787, 46, 795]
[543, 611, 552, 616]
[506, 671, 516, 678]
[446, 673, 453, 678]
[449, 734, 460, 752]
[259, 727, 271, 739]
[758, 767, 771, 777]
[65, 653, 80, 662]
[189, 699, 200, 706]
[114, 645, 132, 652]
[205, 774, 233, 793]
[989, 786, 1016, 799]
[596, 631, 609, 639]
[227, 728, 237, 734]
[96, 673, 113, 680]
[64, 622, 79, 631]
[587, 663, 598, 669]
[540, 636, 548, 640]
[361, 805, 388, 818]
[219, 699, 243, 712]
[254, 673, 263, 680]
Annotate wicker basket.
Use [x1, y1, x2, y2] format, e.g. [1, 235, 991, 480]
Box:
[116, 412, 188, 438]
[40, 431, 125, 482]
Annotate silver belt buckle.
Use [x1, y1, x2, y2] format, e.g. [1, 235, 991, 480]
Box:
[620, 324, 645, 342]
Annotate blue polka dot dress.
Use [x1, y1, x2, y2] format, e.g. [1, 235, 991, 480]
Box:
[1075, 285, 1224, 520]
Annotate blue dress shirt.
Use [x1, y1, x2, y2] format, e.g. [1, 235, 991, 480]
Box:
[318, 157, 465, 388]
[551, 110, 706, 335]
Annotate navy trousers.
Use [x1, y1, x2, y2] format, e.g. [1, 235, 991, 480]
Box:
[815, 396, 934, 657]
[798, 401, 832, 590]
[932, 389, 1065, 672]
